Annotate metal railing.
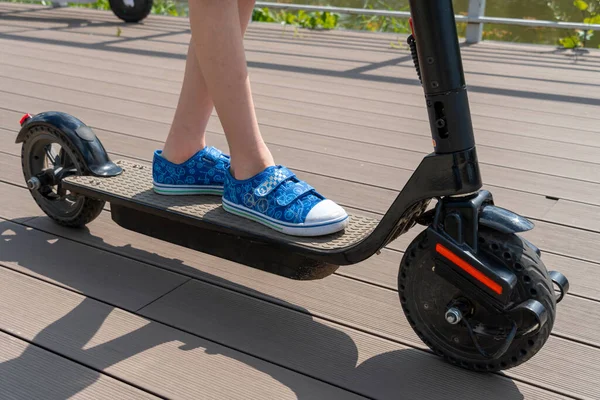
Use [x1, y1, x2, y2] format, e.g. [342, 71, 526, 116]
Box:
[255, 0, 600, 44]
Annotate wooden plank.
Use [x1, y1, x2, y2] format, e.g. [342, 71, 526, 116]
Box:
[141, 279, 599, 400]
[253, 69, 600, 120]
[245, 35, 600, 85]
[247, 22, 600, 66]
[521, 220, 600, 264]
[248, 92, 600, 149]
[0, 17, 399, 66]
[0, 331, 158, 400]
[460, 57, 600, 84]
[555, 295, 600, 346]
[255, 42, 600, 87]
[0, 214, 188, 311]
[0, 151, 26, 189]
[0, 169, 42, 223]
[375, 64, 600, 104]
[2, 21, 595, 95]
[268, 42, 600, 79]
[0, 62, 179, 107]
[246, 25, 597, 63]
[467, 41, 600, 62]
[0, 127, 21, 156]
[0, 53, 179, 95]
[2, 33, 598, 120]
[3, 58, 597, 170]
[0, 13, 188, 40]
[1, 41, 597, 142]
[2, 56, 599, 159]
[0, 266, 359, 400]
[1, 27, 589, 115]
[8, 14, 599, 94]
[0, 76, 177, 122]
[544, 200, 600, 234]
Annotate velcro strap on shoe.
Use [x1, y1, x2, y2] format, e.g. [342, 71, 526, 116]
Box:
[254, 166, 295, 197]
[201, 147, 224, 164]
[275, 181, 315, 206]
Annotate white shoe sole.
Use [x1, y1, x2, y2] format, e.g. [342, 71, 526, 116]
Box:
[153, 182, 223, 196]
[222, 198, 349, 237]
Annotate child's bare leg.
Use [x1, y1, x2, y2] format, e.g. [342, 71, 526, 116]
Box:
[162, 0, 259, 168]
[186, 0, 273, 179]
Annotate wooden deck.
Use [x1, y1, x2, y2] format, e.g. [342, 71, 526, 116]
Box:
[1, 3, 600, 399]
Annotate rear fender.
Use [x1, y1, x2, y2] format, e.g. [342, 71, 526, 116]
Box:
[17, 111, 122, 177]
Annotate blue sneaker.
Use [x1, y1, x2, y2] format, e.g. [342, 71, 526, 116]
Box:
[222, 165, 349, 236]
[152, 146, 229, 195]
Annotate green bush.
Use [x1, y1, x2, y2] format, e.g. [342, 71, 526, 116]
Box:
[252, 7, 340, 30]
[340, 0, 410, 33]
[559, 0, 600, 48]
[252, 1, 409, 34]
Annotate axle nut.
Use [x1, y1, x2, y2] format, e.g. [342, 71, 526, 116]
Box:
[445, 307, 463, 325]
[27, 177, 41, 190]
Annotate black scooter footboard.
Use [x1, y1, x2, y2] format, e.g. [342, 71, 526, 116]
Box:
[62, 160, 379, 279]
[111, 204, 339, 280]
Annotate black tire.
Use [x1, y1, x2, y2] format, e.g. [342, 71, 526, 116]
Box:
[21, 125, 105, 228]
[398, 226, 556, 372]
[109, 0, 153, 23]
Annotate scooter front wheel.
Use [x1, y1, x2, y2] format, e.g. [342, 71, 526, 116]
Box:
[21, 125, 105, 228]
[399, 226, 556, 372]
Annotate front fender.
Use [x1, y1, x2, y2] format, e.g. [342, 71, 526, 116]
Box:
[17, 112, 122, 177]
[479, 205, 534, 234]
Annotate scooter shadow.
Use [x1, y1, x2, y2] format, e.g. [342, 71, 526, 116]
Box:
[0, 217, 525, 400]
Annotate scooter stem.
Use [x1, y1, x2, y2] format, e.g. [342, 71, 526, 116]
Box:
[408, 0, 476, 154]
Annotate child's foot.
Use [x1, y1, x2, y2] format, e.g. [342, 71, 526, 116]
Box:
[152, 146, 229, 195]
[222, 165, 348, 236]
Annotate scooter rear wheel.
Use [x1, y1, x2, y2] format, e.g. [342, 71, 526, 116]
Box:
[21, 125, 105, 228]
[399, 226, 556, 372]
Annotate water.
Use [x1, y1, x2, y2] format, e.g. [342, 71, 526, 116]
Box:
[269, 0, 600, 48]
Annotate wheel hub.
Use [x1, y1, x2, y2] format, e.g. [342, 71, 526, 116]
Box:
[444, 307, 463, 325]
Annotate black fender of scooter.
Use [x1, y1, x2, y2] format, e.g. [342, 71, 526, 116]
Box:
[479, 205, 534, 234]
[16, 111, 122, 177]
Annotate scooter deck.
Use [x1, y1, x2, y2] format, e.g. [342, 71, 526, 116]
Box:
[63, 160, 379, 279]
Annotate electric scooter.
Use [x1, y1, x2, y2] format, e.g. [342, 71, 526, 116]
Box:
[15, 0, 569, 372]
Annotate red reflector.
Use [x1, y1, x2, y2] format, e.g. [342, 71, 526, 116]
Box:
[19, 113, 32, 126]
[436, 243, 503, 295]
[409, 17, 415, 36]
